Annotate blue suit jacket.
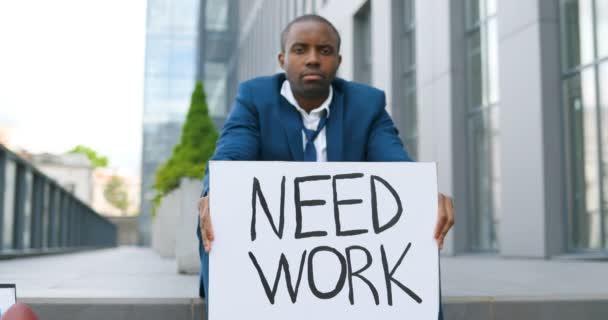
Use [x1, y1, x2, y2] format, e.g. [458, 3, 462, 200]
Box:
[197, 73, 412, 299]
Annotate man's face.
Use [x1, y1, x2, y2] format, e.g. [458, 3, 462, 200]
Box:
[278, 20, 342, 100]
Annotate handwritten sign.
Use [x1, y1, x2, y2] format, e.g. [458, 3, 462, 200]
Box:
[209, 162, 439, 319]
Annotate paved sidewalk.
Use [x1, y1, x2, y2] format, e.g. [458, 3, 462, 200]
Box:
[1, 247, 607, 319]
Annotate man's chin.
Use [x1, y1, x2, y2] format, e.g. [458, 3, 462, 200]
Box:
[297, 82, 329, 96]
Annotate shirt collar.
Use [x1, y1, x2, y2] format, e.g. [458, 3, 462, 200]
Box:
[280, 80, 332, 118]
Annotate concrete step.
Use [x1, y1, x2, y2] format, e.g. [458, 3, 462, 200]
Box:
[22, 298, 204, 320]
[444, 297, 608, 320]
[3, 247, 608, 319]
[18, 297, 608, 320]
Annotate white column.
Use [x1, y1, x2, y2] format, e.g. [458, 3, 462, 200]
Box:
[497, 0, 565, 257]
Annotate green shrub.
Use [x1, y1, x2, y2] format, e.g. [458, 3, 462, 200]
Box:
[152, 82, 218, 214]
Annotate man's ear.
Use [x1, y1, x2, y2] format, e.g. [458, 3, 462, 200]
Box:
[338, 54, 342, 67]
[278, 52, 285, 70]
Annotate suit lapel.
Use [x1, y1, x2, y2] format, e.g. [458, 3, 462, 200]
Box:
[278, 95, 304, 161]
[326, 85, 344, 161]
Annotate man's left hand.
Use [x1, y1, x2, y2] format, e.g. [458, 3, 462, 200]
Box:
[435, 193, 455, 250]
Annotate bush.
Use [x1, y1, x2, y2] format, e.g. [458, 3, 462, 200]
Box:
[152, 82, 218, 214]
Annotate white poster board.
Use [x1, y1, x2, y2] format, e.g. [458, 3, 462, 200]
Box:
[0, 284, 16, 318]
[209, 162, 439, 319]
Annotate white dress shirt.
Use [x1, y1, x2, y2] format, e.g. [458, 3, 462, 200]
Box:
[280, 80, 333, 162]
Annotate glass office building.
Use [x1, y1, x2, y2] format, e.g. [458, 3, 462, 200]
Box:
[139, 0, 201, 245]
[139, 0, 237, 245]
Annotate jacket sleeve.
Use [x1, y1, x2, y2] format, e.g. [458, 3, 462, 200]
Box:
[201, 82, 261, 196]
[198, 83, 262, 300]
[365, 92, 413, 162]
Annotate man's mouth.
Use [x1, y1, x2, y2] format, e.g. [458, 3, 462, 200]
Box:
[302, 73, 324, 81]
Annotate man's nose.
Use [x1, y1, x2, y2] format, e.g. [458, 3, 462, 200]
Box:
[305, 50, 321, 67]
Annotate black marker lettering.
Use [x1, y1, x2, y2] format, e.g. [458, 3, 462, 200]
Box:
[294, 175, 331, 239]
[248, 251, 307, 304]
[345, 245, 379, 305]
[380, 243, 422, 305]
[251, 176, 286, 241]
[307, 246, 347, 299]
[333, 173, 368, 237]
[371, 175, 403, 234]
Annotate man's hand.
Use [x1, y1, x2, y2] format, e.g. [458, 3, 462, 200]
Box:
[434, 193, 454, 250]
[199, 196, 214, 253]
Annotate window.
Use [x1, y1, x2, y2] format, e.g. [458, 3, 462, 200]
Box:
[354, 1, 372, 84]
[2, 159, 16, 250]
[204, 62, 228, 117]
[392, 0, 417, 158]
[465, 0, 500, 252]
[560, 0, 608, 251]
[206, 0, 229, 32]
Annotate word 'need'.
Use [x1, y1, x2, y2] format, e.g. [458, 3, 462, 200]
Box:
[250, 173, 404, 241]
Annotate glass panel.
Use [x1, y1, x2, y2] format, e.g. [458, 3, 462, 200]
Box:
[144, 76, 170, 112]
[487, 17, 500, 104]
[565, 70, 601, 249]
[401, 32, 415, 72]
[145, 36, 171, 77]
[204, 62, 228, 117]
[466, 0, 483, 28]
[403, 0, 414, 30]
[489, 107, 500, 246]
[402, 75, 417, 137]
[468, 110, 496, 251]
[354, 1, 372, 84]
[2, 159, 16, 250]
[206, 0, 229, 31]
[486, 0, 497, 16]
[42, 182, 49, 248]
[600, 62, 608, 247]
[597, 0, 608, 58]
[22, 170, 33, 249]
[168, 36, 197, 77]
[467, 29, 483, 109]
[560, 0, 595, 69]
[173, 0, 199, 33]
[146, 0, 171, 34]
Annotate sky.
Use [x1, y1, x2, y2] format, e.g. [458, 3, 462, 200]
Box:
[0, 0, 147, 177]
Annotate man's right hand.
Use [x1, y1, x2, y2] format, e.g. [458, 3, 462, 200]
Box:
[199, 195, 214, 253]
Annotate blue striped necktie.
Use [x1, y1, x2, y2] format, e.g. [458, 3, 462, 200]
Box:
[302, 111, 328, 161]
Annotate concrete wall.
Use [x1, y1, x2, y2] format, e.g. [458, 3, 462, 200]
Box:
[151, 178, 201, 274]
[106, 216, 139, 246]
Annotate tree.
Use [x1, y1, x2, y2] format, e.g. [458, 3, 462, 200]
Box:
[104, 175, 129, 215]
[153, 81, 218, 213]
[68, 145, 109, 168]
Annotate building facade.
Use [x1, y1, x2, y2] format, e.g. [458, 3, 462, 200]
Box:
[139, 0, 202, 245]
[202, 0, 608, 258]
[31, 153, 94, 205]
[142, 0, 607, 257]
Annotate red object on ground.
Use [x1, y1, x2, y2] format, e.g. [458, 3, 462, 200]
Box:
[0, 303, 38, 320]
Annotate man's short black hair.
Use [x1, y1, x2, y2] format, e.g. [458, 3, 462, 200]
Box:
[280, 14, 341, 53]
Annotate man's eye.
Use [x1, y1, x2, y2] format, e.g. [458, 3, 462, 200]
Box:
[321, 48, 331, 55]
[293, 47, 304, 54]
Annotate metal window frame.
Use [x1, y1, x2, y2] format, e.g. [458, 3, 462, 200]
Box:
[463, 0, 500, 253]
[559, 0, 607, 252]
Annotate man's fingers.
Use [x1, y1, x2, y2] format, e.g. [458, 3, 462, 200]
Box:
[206, 216, 215, 241]
[435, 194, 447, 239]
[440, 196, 455, 238]
[199, 196, 213, 253]
[435, 195, 454, 250]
